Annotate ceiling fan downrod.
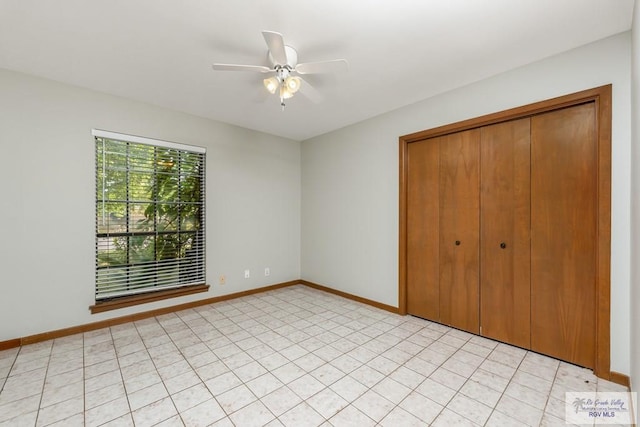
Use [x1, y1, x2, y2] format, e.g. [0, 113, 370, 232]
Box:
[277, 66, 288, 111]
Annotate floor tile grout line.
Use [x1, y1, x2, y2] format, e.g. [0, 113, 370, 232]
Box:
[32, 340, 52, 427]
[479, 345, 528, 426]
[107, 324, 134, 426]
[0, 348, 19, 396]
[539, 359, 562, 426]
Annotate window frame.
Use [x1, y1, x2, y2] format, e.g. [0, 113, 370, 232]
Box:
[91, 129, 208, 312]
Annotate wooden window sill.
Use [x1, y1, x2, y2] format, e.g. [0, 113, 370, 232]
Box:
[90, 284, 210, 314]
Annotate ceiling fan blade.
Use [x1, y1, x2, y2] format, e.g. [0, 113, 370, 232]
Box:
[295, 59, 348, 75]
[298, 77, 323, 103]
[262, 31, 288, 65]
[212, 63, 272, 73]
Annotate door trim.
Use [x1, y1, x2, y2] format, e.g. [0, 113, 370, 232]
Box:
[398, 85, 612, 379]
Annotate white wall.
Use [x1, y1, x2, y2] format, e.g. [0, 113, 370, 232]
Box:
[301, 32, 632, 374]
[630, 0, 640, 418]
[0, 69, 301, 341]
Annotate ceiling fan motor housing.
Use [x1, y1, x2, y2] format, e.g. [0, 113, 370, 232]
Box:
[275, 67, 290, 83]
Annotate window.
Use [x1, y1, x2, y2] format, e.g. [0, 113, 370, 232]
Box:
[94, 129, 206, 301]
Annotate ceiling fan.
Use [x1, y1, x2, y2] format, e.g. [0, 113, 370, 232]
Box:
[212, 31, 348, 110]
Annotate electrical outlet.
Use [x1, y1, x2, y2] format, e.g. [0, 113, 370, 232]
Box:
[264, 267, 270, 277]
[244, 269, 250, 279]
[219, 275, 226, 285]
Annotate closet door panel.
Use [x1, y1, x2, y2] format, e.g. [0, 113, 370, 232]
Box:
[439, 129, 480, 334]
[407, 138, 440, 320]
[531, 103, 597, 368]
[480, 118, 531, 348]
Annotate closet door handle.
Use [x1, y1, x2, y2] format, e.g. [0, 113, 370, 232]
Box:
[455, 240, 461, 246]
[500, 242, 506, 249]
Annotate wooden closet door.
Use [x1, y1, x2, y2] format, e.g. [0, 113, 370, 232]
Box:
[439, 129, 480, 334]
[480, 118, 531, 348]
[406, 138, 440, 320]
[531, 103, 597, 368]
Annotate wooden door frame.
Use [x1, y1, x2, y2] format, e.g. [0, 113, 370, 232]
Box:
[398, 85, 612, 379]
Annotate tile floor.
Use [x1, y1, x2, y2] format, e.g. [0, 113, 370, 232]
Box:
[0, 285, 631, 427]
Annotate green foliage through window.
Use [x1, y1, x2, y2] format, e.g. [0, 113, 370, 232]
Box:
[95, 136, 205, 299]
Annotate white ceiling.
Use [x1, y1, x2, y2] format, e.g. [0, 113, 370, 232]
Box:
[0, 0, 634, 141]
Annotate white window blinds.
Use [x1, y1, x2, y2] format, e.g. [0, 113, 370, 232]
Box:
[94, 130, 206, 300]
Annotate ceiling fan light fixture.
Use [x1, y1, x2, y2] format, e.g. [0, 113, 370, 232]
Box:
[280, 84, 295, 100]
[263, 77, 279, 94]
[285, 76, 301, 93]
